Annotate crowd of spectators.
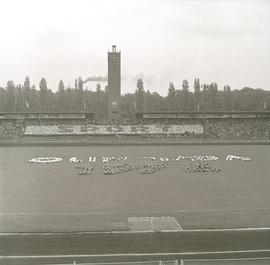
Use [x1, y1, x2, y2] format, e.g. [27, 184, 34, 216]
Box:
[204, 119, 270, 139]
[24, 124, 203, 136]
[0, 118, 89, 138]
[140, 117, 270, 139]
[1, 117, 270, 140]
[140, 118, 202, 126]
[23, 119, 87, 126]
[0, 121, 22, 138]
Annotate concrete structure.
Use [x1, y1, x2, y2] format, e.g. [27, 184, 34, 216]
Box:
[107, 45, 121, 120]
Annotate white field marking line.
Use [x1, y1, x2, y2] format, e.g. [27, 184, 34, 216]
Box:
[176, 227, 270, 232]
[2, 207, 270, 216]
[150, 217, 154, 231]
[43, 261, 177, 265]
[1, 227, 270, 236]
[1, 249, 270, 259]
[160, 230, 182, 232]
[58, 260, 179, 265]
[173, 217, 182, 231]
[44, 260, 163, 265]
[185, 256, 270, 262]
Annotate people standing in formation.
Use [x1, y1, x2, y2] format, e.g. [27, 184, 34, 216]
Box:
[141, 163, 168, 174]
[78, 166, 94, 175]
[185, 162, 221, 173]
[103, 163, 138, 175]
[70, 156, 96, 175]
[29, 154, 254, 176]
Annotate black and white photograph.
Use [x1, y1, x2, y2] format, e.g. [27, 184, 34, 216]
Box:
[0, 0, 270, 264]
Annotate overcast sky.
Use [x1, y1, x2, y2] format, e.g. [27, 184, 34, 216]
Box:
[0, 0, 269, 95]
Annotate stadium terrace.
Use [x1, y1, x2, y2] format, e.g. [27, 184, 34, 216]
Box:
[0, 111, 270, 143]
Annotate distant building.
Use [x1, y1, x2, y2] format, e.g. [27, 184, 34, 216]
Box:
[107, 45, 121, 120]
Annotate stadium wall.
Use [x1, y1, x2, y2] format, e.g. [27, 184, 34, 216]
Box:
[1, 112, 270, 143]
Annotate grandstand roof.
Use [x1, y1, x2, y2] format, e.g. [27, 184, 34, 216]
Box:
[135, 111, 270, 119]
[136, 111, 270, 114]
[0, 112, 95, 120]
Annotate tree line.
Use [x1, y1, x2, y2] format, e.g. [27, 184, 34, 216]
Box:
[0, 77, 270, 120]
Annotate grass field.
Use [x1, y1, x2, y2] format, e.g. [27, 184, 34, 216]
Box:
[184, 258, 270, 264]
[0, 145, 269, 232]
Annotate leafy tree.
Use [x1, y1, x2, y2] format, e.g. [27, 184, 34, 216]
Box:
[182, 80, 189, 91]
[208, 82, 218, 110]
[167, 82, 176, 111]
[223, 85, 232, 110]
[135, 78, 145, 112]
[1, 76, 270, 119]
[39, 78, 49, 111]
[6, 81, 16, 111]
[23, 76, 31, 111]
[181, 80, 191, 110]
[78, 77, 83, 90]
[121, 93, 135, 120]
[95, 83, 106, 119]
[16, 84, 24, 111]
[57, 80, 66, 111]
[58, 80, 65, 92]
[96, 83, 101, 92]
[0, 87, 6, 111]
[30, 86, 40, 111]
[194, 78, 201, 111]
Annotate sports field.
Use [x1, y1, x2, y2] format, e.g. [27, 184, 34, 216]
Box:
[0, 145, 269, 232]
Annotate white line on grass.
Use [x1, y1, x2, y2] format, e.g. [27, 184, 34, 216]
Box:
[43, 260, 180, 265]
[150, 217, 154, 231]
[45, 260, 166, 265]
[160, 230, 182, 232]
[185, 256, 270, 262]
[178, 227, 270, 232]
[2, 207, 270, 216]
[1, 249, 270, 259]
[1, 227, 270, 235]
[173, 217, 182, 231]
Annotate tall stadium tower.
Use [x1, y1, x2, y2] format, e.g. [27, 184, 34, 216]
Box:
[107, 45, 121, 120]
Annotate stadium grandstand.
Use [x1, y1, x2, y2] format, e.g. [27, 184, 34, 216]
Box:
[0, 112, 94, 139]
[135, 111, 270, 140]
[1, 111, 270, 141]
[0, 112, 94, 122]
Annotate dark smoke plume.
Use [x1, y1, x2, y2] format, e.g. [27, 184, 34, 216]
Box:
[83, 76, 107, 83]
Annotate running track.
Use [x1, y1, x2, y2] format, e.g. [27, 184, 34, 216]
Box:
[1, 229, 270, 265]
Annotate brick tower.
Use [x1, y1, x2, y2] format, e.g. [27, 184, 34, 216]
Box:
[107, 45, 121, 120]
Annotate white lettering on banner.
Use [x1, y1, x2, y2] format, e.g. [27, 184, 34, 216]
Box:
[24, 125, 204, 135]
